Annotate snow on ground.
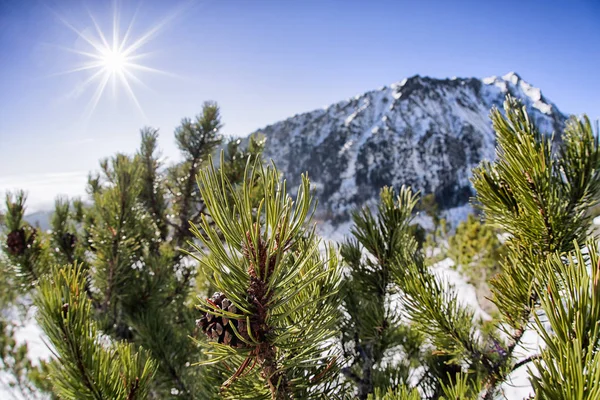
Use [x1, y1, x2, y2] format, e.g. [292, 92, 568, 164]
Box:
[412, 212, 434, 231]
[430, 257, 491, 322]
[14, 313, 53, 366]
[2, 301, 53, 366]
[498, 328, 540, 400]
[320, 221, 540, 399]
[316, 220, 353, 244]
[0, 302, 52, 399]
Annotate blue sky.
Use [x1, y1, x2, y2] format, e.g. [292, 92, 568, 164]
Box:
[1, 0, 599, 210]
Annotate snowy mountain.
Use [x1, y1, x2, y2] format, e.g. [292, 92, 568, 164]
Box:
[251, 72, 567, 222]
[23, 211, 52, 231]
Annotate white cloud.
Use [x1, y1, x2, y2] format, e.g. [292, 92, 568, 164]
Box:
[0, 171, 89, 213]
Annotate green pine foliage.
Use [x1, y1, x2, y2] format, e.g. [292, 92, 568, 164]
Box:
[1, 95, 599, 399]
[367, 386, 421, 400]
[90, 154, 149, 337]
[2, 191, 48, 287]
[0, 318, 42, 398]
[471, 98, 600, 395]
[0, 195, 43, 397]
[447, 214, 505, 282]
[349, 96, 600, 399]
[169, 102, 224, 250]
[531, 239, 600, 399]
[138, 127, 170, 243]
[190, 158, 344, 399]
[0, 102, 266, 399]
[437, 372, 481, 400]
[35, 263, 157, 400]
[339, 186, 424, 399]
[395, 220, 494, 396]
[445, 214, 505, 313]
[426, 96, 599, 397]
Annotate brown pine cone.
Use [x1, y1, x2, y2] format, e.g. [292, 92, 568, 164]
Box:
[6, 228, 26, 256]
[197, 292, 245, 348]
[61, 232, 77, 249]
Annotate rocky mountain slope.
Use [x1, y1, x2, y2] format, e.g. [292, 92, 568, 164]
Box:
[251, 73, 567, 222]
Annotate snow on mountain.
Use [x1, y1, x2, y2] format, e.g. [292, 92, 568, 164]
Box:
[251, 73, 567, 223]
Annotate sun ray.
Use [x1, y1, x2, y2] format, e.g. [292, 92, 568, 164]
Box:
[118, 2, 141, 52]
[124, 62, 179, 77]
[118, 70, 146, 118]
[52, 0, 183, 119]
[121, 4, 187, 57]
[125, 51, 155, 62]
[85, 71, 112, 119]
[66, 68, 107, 99]
[112, 2, 119, 52]
[123, 69, 154, 93]
[87, 10, 111, 52]
[41, 43, 106, 60]
[54, 13, 106, 55]
[121, 24, 163, 57]
[48, 62, 107, 77]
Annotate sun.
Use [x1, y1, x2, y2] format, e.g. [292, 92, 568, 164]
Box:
[53, 3, 178, 119]
[102, 48, 127, 74]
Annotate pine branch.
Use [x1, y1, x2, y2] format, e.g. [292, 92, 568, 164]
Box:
[190, 156, 344, 399]
[101, 195, 126, 323]
[174, 155, 203, 248]
[529, 240, 600, 398]
[511, 354, 541, 372]
[471, 97, 600, 396]
[35, 264, 157, 400]
[2, 191, 43, 286]
[138, 127, 169, 243]
[172, 102, 223, 249]
[340, 186, 421, 398]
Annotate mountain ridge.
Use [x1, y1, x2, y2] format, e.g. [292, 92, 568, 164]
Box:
[249, 72, 568, 222]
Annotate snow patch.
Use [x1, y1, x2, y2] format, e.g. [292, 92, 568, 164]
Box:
[0, 302, 51, 399]
[499, 320, 546, 399]
[430, 258, 492, 322]
[503, 71, 520, 85]
[317, 220, 353, 243]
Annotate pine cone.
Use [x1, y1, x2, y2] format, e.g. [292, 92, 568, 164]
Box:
[6, 227, 36, 256]
[6, 228, 26, 255]
[61, 232, 77, 249]
[197, 292, 245, 348]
